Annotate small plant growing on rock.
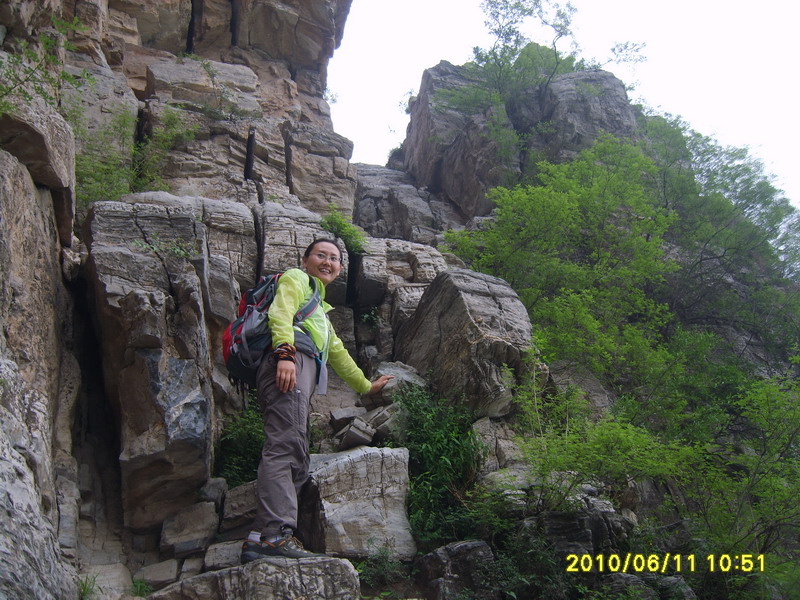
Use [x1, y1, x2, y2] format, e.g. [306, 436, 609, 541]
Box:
[77, 574, 99, 600]
[130, 578, 153, 597]
[0, 16, 91, 116]
[215, 397, 264, 488]
[320, 206, 366, 255]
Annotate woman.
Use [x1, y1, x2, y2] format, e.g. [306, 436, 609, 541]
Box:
[241, 238, 393, 562]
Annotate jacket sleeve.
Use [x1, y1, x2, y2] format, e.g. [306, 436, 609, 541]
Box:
[327, 324, 372, 394]
[268, 269, 307, 347]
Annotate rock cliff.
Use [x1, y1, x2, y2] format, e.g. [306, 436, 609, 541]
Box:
[0, 2, 652, 599]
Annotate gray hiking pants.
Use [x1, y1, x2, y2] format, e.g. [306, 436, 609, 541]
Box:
[253, 351, 317, 538]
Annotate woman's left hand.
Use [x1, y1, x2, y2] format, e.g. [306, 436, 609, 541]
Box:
[368, 375, 394, 395]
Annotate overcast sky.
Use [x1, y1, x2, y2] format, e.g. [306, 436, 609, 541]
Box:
[328, 0, 799, 206]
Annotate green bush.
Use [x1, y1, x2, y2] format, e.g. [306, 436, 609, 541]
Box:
[392, 386, 486, 547]
[320, 206, 367, 254]
[130, 579, 153, 597]
[215, 399, 264, 488]
[66, 104, 197, 205]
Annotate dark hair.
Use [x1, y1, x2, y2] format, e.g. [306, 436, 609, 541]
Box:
[304, 238, 342, 260]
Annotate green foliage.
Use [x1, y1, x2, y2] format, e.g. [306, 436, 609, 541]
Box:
[354, 544, 407, 590]
[130, 579, 153, 597]
[638, 111, 800, 366]
[392, 386, 486, 548]
[215, 399, 264, 488]
[447, 135, 675, 382]
[131, 235, 196, 259]
[67, 104, 137, 205]
[132, 108, 198, 191]
[77, 574, 99, 600]
[513, 366, 687, 509]
[677, 374, 800, 558]
[0, 16, 91, 116]
[319, 206, 367, 254]
[67, 104, 197, 205]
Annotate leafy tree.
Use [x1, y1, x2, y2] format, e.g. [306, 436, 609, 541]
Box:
[636, 112, 800, 370]
[448, 135, 675, 381]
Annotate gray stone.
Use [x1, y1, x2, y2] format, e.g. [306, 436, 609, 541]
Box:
[300, 447, 416, 560]
[415, 540, 499, 600]
[359, 361, 426, 410]
[508, 70, 637, 163]
[330, 406, 367, 431]
[220, 482, 256, 533]
[133, 558, 180, 591]
[354, 163, 459, 245]
[151, 556, 361, 600]
[204, 540, 243, 572]
[336, 417, 376, 450]
[85, 200, 215, 529]
[199, 478, 228, 512]
[160, 501, 219, 557]
[395, 269, 532, 417]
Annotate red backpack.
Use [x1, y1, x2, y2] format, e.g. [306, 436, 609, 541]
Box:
[222, 272, 321, 389]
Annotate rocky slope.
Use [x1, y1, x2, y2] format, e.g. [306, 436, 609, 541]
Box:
[0, 2, 666, 599]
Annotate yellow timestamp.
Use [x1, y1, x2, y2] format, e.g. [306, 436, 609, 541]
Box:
[565, 553, 766, 574]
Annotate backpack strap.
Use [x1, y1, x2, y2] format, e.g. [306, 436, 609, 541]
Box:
[294, 274, 321, 324]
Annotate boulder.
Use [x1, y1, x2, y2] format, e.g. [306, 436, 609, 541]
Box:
[204, 540, 242, 571]
[358, 361, 426, 411]
[160, 501, 219, 558]
[598, 574, 659, 600]
[150, 556, 360, 600]
[84, 200, 218, 529]
[355, 237, 448, 310]
[299, 446, 416, 560]
[219, 482, 256, 534]
[133, 558, 180, 591]
[415, 540, 499, 600]
[472, 417, 524, 475]
[395, 269, 532, 417]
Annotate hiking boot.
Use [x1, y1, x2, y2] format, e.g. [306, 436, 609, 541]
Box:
[240, 535, 323, 563]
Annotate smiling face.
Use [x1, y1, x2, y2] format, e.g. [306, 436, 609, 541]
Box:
[302, 241, 342, 286]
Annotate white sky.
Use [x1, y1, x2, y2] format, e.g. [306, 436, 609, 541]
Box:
[328, 0, 799, 206]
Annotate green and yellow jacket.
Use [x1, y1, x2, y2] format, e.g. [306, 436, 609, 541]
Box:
[268, 268, 371, 394]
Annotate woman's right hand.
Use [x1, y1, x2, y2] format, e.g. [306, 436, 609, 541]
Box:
[276, 360, 297, 393]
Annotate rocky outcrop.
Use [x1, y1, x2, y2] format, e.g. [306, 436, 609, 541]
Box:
[0, 103, 78, 599]
[400, 60, 521, 220]
[150, 556, 361, 600]
[395, 269, 532, 417]
[0, 72, 75, 246]
[507, 69, 638, 160]
[354, 163, 467, 245]
[397, 61, 638, 226]
[84, 198, 217, 529]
